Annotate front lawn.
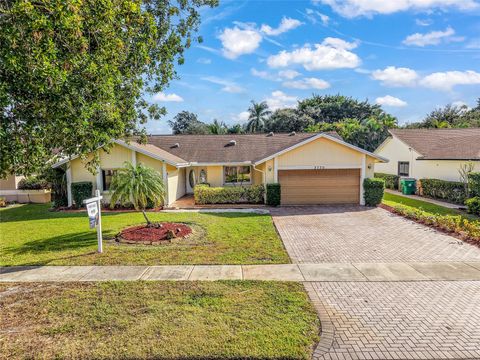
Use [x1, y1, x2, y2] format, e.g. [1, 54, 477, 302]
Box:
[0, 204, 289, 266]
[0, 281, 319, 359]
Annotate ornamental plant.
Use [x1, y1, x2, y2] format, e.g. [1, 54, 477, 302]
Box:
[109, 162, 165, 225]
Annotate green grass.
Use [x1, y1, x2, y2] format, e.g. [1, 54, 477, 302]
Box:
[0, 204, 289, 266]
[382, 192, 476, 219]
[0, 281, 319, 359]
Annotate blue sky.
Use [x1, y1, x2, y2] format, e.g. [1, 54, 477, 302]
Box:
[146, 0, 480, 133]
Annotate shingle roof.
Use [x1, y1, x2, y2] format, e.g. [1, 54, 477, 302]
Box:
[389, 128, 480, 160]
[137, 132, 342, 163]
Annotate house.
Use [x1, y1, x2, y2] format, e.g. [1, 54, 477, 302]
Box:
[374, 128, 480, 182]
[53, 132, 387, 206]
[0, 174, 51, 203]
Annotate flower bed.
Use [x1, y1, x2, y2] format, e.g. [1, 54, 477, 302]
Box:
[380, 203, 480, 247]
[117, 223, 192, 245]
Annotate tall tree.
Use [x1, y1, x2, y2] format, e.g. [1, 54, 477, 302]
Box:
[208, 119, 227, 134]
[227, 124, 245, 134]
[406, 100, 480, 128]
[264, 108, 314, 133]
[168, 111, 209, 135]
[246, 101, 271, 133]
[0, 0, 217, 177]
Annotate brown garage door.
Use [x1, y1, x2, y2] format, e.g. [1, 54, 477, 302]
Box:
[279, 169, 360, 205]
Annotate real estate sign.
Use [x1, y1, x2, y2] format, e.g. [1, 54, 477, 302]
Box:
[83, 190, 103, 253]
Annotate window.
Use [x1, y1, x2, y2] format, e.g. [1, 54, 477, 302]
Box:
[102, 169, 117, 191]
[224, 166, 251, 184]
[398, 162, 409, 177]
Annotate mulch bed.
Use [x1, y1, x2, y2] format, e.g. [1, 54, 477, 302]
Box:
[116, 223, 192, 245]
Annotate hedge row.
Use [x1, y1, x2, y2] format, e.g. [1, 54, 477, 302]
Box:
[71, 181, 93, 208]
[374, 173, 399, 190]
[391, 204, 480, 244]
[266, 183, 281, 206]
[468, 172, 480, 197]
[18, 176, 50, 190]
[194, 184, 264, 204]
[419, 178, 466, 205]
[363, 178, 385, 206]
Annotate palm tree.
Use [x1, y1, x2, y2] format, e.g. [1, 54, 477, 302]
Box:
[208, 119, 227, 134]
[109, 162, 165, 225]
[246, 101, 271, 133]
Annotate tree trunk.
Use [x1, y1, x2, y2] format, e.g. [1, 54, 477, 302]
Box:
[142, 209, 152, 226]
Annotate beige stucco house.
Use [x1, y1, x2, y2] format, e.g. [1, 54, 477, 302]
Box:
[374, 129, 480, 182]
[0, 174, 51, 203]
[53, 132, 387, 206]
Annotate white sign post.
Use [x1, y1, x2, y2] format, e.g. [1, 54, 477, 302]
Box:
[83, 189, 103, 253]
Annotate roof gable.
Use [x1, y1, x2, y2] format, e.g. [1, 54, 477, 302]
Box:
[389, 129, 480, 160]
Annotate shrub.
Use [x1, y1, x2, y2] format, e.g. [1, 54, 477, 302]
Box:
[468, 172, 480, 197]
[363, 178, 385, 206]
[266, 183, 281, 206]
[0, 197, 6, 207]
[466, 197, 480, 216]
[391, 204, 480, 243]
[419, 178, 466, 205]
[17, 176, 50, 190]
[71, 182, 93, 208]
[374, 172, 399, 190]
[194, 185, 264, 204]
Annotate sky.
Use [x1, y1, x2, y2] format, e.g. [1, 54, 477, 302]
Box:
[145, 0, 480, 133]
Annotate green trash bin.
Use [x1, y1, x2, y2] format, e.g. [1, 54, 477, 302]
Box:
[401, 178, 416, 195]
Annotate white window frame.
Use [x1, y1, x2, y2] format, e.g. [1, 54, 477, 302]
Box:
[223, 165, 252, 186]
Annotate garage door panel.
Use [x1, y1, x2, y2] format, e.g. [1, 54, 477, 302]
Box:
[279, 169, 360, 205]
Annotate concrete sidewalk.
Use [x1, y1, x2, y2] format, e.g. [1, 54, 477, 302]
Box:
[2, 262, 480, 282]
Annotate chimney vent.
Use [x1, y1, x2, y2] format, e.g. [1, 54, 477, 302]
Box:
[228, 139, 237, 146]
[289, 131, 296, 136]
[267, 132, 274, 137]
[171, 143, 180, 148]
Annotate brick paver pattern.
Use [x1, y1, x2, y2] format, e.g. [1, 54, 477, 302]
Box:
[272, 206, 480, 263]
[308, 281, 480, 360]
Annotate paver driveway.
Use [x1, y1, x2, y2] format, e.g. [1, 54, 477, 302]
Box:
[271, 206, 480, 360]
[272, 206, 480, 263]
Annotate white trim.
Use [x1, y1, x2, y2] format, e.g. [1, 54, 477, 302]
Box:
[254, 133, 389, 165]
[373, 135, 393, 154]
[96, 166, 103, 192]
[278, 165, 362, 170]
[162, 162, 169, 206]
[360, 155, 366, 205]
[114, 140, 187, 168]
[66, 166, 72, 207]
[190, 161, 251, 166]
[222, 165, 253, 186]
[131, 149, 137, 166]
[273, 157, 278, 182]
[52, 157, 72, 168]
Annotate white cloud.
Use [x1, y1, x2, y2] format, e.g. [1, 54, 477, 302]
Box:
[234, 111, 250, 123]
[283, 77, 330, 90]
[218, 26, 262, 59]
[318, 0, 479, 18]
[260, 17, 303, 36]
[419, 70, 480, 91]
[415, 18, 433, 26]
[278, 70, 301, 79]
[305, 8, 330, 25]
[251, 68, 275, 80]
[451, 100, 469, 108]
[267, 37, 360, 70]
[264, 90, 298, 111]
[152, 92, 184, 102]
[402, 27, 463, 47]
[375, 95, 408, 107]
[371, 66, 419, 87]
[201, 76, 245, 93]
[197, 58, 212, 64]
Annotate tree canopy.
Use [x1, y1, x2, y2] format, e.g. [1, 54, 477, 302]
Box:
[168, 111, 210, 135]
[0, 0, 217, 177]
[246, 101, 271, 133]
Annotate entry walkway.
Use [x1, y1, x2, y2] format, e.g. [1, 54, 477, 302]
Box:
[2, 262, 480, 282]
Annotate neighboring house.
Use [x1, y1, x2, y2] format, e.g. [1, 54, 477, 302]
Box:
[0, 174, 51, 203]
[374, 129, 480, 182]
[53, 132, 387, 206]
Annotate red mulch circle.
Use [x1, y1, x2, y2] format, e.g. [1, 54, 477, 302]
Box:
[117, 223, 192, 244]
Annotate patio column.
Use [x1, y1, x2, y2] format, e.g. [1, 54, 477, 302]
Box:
[66, 165, 72, 207]
[273, 157, 278, 183]
[360, 154, 366, 205]
[131, 149, 136, 166]
[96, 166, 103, 193]
[162, 162, 169, 206]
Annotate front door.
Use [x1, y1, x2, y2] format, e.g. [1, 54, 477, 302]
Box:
[186, 167, 196, 193]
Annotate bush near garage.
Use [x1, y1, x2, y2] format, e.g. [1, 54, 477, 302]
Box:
[194, 184, 265, 204]
[418, 178, 466, 205]
[17, 176, 50, 190]
[374, 172, 399, 190]
[389, 204, 480, 245]
[363, 178, 385, 206]
[465, 197, 480, 216]
[266, 183, 281, 206]
[468, 172, 480, 197]
[71, 181, 93, 208]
